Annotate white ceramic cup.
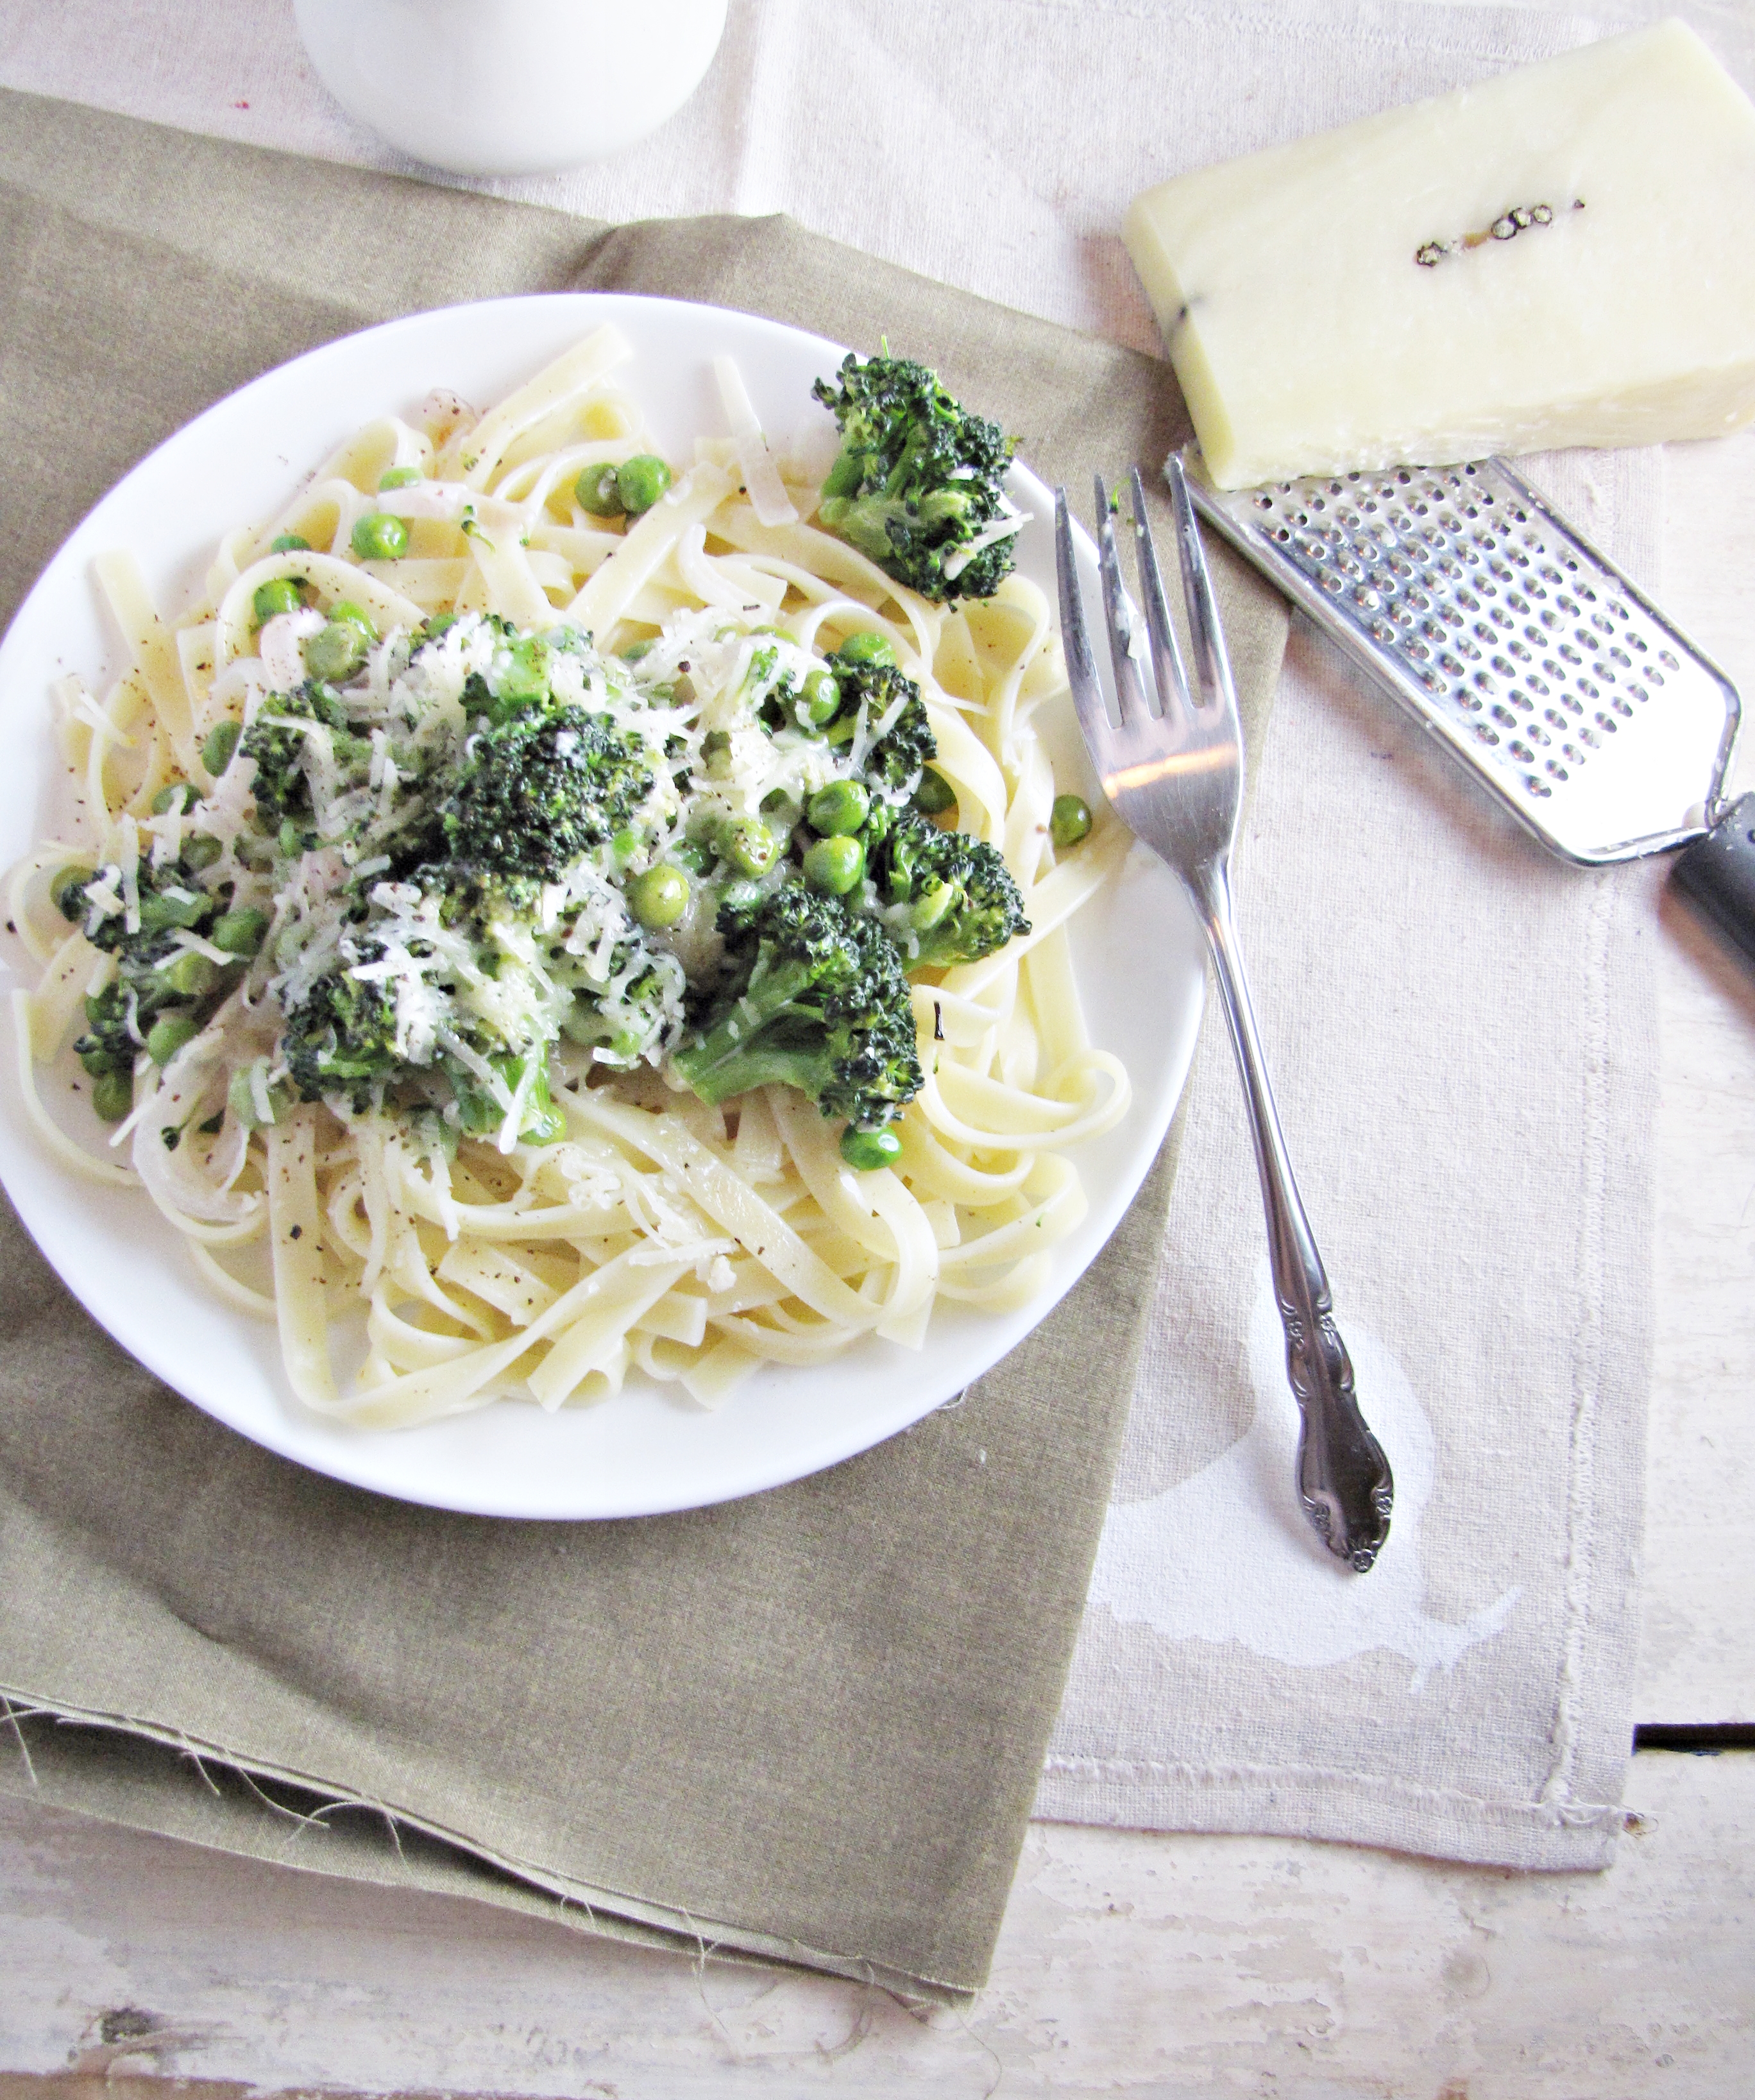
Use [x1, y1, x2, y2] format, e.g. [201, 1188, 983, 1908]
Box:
[294, 0, 730, 176]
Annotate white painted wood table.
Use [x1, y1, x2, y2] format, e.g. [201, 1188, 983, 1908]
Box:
[1, 4, 1751, 2093]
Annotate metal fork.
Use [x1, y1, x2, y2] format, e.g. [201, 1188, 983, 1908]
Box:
[1055, 460, 1394, 1573]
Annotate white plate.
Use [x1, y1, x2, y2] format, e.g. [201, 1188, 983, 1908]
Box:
[0, 294, 1204, 1519]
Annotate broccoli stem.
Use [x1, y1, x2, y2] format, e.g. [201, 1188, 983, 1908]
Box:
[671, 957, 825, 1106]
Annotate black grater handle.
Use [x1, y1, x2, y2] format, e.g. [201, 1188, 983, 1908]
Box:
[1672, 793, 1755, 968]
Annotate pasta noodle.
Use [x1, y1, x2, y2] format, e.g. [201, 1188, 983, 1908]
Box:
[10, 325, 1133, 1430]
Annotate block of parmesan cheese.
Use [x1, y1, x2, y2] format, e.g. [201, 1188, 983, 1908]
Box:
[1124, 20, 1755, 489]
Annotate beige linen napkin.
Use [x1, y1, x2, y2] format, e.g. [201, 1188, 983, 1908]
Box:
[0, 92, 1285, 1999]
[1040, 465, 1660, 1865]
[1035, 6, 1677, 1863]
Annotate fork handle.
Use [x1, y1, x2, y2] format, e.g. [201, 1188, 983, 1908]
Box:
[1189, 861, 1395, 1573]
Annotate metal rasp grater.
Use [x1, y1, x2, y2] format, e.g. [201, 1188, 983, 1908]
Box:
[1183, 448, 1744, 875]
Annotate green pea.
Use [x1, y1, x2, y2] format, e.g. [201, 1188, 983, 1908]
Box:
[720, 817, 780, 877]
[720, 878, 767, 918]
[91, 1069, 135, 1122]
[181, 833, 223, 873]
[492, 636, 548, 711]
[800, 667, 840, 726]
[628, 864, 690, 929]
[803, 833, 865, 895]
[378, 465, 423, 490]
[452, 1073, 496, 1137]
[575, 462, 625, 517]
[252, 577, 303, 624]
[270, 533, 310, 554]
[202, 719, 242, 776]
[211, 907, 269, 957]
[835, 630, 896, 669]
[160, 950, 217, 998]
[304, 620, 369, 684]
[146, 1011, 201, 1065]
[840, 1123, 903, 1172]
[806, 778, 870, 837]
[329, 600, 379, 641]
[350, 512, 409, 561]
[79, 1042, 127, 1078]
[151, 780, 199, 815]
[138, 890, 208, 932]
[1050, 793, 1094, 848]
[49, 865, 94, 918]
[671, 839, 716, 877]
[616, 455, 673, 515]
[913, 767, 956, 816]
[559, 1003, 606, 1049]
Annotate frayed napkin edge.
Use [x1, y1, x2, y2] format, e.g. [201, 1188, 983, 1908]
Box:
[0, 1690, 980, 2006]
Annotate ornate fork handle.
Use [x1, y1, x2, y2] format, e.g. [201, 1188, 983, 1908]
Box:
[1058, 463, 1393, 1571]
[1191, 858, 1394, 1572]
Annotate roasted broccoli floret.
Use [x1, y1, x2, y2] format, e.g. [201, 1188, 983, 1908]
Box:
[812, 352, 1018, 602]
[555, 937, 680, 1066]
[282, 962, 403, 1100]
[823, 658, 936, 801]
[457, 623, 554, 727]
[869, 810, 1031, 968]
[56, 845, 248, 1102]
[674, 885, 923, 1127]
[72, 979, 141, 1086]
[437, 704, 654, 891]
[240, 684, 357, 825]
[285, 955, 564, 1142]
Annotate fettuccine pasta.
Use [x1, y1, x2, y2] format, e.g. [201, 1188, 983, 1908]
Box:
[10, 325, 1132, 1429]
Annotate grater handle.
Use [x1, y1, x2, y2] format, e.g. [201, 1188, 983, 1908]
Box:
[1672, 792, 1755, 968]
[1192, 860, 1395, 1572]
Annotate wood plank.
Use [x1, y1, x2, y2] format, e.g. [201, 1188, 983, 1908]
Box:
[1638, 434, 1755, 1722]
[0, 1757, 1750, 2095]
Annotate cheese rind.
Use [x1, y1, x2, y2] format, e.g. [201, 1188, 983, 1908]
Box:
[1125, 20, 1755, 488]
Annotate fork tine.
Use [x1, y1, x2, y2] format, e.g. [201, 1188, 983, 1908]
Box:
[1128, 466, 1193, 726]
[1053, 486, 1117, 758]
[1165, 452, 1241, 722]
[1093, 473, 1155, 725]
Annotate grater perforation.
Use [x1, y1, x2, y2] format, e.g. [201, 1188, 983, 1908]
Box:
[1188, 451, 1741, 864]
